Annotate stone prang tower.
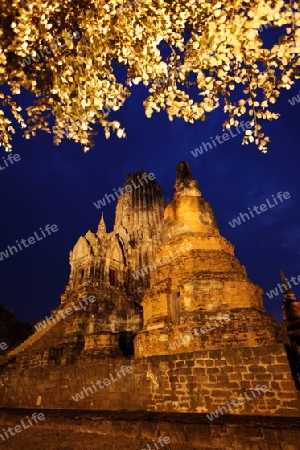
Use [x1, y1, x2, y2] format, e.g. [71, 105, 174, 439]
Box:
[8, 170, 164, 360]
[135, 162, 285, 357]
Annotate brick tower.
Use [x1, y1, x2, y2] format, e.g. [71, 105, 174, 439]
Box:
[135, 162, 287, 357]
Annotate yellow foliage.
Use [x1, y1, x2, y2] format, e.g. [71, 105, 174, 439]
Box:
[0, 0, 299, 152]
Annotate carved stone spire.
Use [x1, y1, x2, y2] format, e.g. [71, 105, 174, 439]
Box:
[163, 161, 218, 241]
[113, 170, 164, 298]
[174, 161, 201, 198]
[280, 270, 297, 303]
[114, 170, 164, 235]
[97, 213, 106, 235]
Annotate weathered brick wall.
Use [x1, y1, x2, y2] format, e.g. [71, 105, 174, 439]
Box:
[1, 344, 299, 416]
[135, 309, 285, 357]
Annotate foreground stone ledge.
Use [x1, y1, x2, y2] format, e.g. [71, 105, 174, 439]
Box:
[0, 409, 300, 450]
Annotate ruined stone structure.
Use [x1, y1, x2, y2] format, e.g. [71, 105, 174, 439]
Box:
[0, 162, 299, 446]
[281, 271, 300, 390]
[135, 162, 285, 358]
[4, 170, 164, 361]
[57, 169, 164, 356]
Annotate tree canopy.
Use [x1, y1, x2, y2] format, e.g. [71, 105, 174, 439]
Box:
[0, 0, 299, 152]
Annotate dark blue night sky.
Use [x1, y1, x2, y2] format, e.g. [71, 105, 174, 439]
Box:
[0, 76, 299, 326]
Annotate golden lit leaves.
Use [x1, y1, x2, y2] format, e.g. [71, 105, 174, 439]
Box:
[0, 0, 299, 152]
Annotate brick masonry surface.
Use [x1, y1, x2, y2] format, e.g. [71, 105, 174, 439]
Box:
[1, 344, 299, 415]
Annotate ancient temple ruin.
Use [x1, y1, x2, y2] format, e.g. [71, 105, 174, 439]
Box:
[0, 162, 299, 422]
[135, 162, 285, 358]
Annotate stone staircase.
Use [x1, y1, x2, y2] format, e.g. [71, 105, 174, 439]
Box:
[8, 318, 57, 357]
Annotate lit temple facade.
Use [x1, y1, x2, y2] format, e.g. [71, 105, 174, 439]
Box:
[0, 162, 299, 419]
